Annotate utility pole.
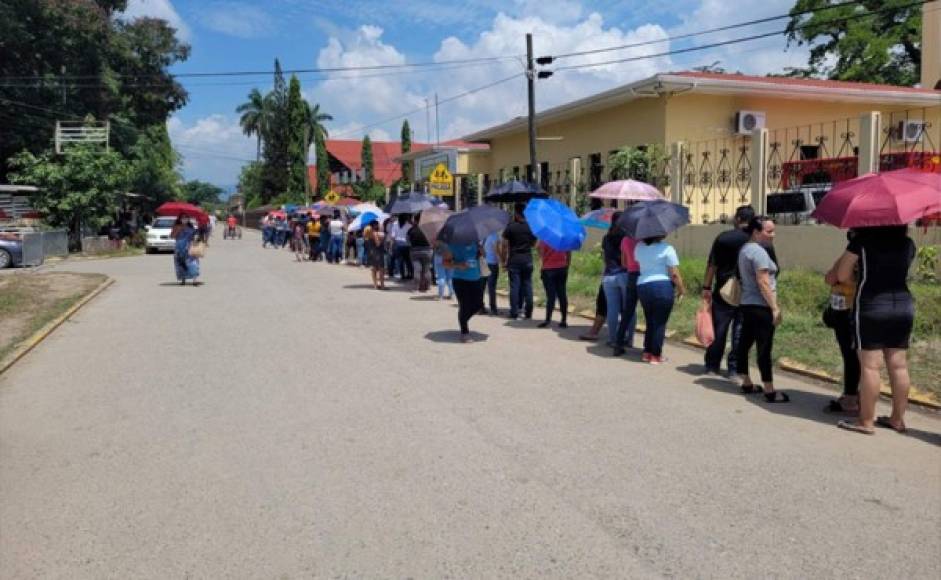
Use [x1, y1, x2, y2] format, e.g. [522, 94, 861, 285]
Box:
[425, 98, 431, 144]
[526, 33, 537, 184]
[435, 93, 440, 147]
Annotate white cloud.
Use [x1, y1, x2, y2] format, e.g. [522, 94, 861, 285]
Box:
[121, 0, 191, 41]
[167, 115, 256, 185]
[197, 2, 275, 39]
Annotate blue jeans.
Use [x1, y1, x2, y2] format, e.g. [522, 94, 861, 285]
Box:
[616, 272, 639, 348]
[262, 227, 272, 247]
[638, 280, 675, 357]
[507, 262, 534, 318]
[602, 272, 629, 345]
[356, 238, 366, 265]
[328, 234, 343, 262]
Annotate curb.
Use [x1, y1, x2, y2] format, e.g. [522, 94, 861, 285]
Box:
[0, 277, 114, 376]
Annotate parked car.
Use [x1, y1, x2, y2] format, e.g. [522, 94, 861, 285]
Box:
[144, 216, 179, 254]
[766, 185, 830, 225]
[0, 234, 23, 269]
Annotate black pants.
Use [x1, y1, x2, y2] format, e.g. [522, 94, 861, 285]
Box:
[454, 278, 483, 334]
[736, 305, 775, 383]
[704, 295, 742, 373]
[830, 308, 860, 396]
[541, 267, 569, 322]
[486, 262, 500, 312]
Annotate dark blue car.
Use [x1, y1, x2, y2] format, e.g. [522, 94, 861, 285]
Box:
[0, 236, 23, 269]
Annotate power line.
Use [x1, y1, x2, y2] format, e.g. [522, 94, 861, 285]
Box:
[543, 0, 871, 61]
[551, 0, 930, 73]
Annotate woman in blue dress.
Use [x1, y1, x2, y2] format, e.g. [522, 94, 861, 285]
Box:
[171, 217, 200, 286]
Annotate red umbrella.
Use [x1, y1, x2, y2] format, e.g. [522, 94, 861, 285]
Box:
[156, 201, 210, 225]
[268, 210, 287, 219]
[811, 169, 941, 228]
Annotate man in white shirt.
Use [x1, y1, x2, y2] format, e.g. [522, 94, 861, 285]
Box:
[328, 212, 345, 263]
[390, 214, 413, 279]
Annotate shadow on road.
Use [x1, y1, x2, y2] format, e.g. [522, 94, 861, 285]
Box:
[409, 295, 439, 302]
[342, 283, 411, 293]
[157, 282, 204, 287]
[424, 330, 489, 344]
[695, 377, 941, 448]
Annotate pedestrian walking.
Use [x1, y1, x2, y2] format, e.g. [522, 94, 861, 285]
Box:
[261, 214, 273, 248]
[391, 214, 414, 279]
[735, 216, 787, 402]
[364, 219, 386, 290]
[276, 217, 290, 248]
[822, 231, 861, 415]
[328, 212, 344, 263]
[634, 235, 685, 364]
[292, 221, 307, 261]
[836, 226, 916, 435]
[171, 217, 201, 286]
[537, 240, 570, 328]
[408, 215, 433, 292]
[307, 216, 320, 261]
[701, 205, 756, 375]
[613, 231, 640, 355]
[483, 231, 502, 315]
[318, 215, 331, 261]
[501, 203, 537, 320]
[600, 213, 629, 348]
[444, 241, 485, 343]
[434, 242, 454, 300]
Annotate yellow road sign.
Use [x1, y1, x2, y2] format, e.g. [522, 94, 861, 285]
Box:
[428, 163, 453, 197]
[324, 190, 340, 204]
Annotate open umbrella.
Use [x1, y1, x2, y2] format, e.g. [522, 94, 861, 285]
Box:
[268, 210, 287, 220]
[349, 202, 384, 217]
[524, 198, 586, 251]
[811, 169, 941, 228]
[589, 179, 664, 201]
[615, 200, 690, 239]
[349, 210, 388, 231]
[389, 191, 436, 215]
[437, 205, 510, 245]
[156, 201, 209, 225]
[579, 208, 617, 230]
[418, 205, 452, 242]
[484, 180, 548, 203]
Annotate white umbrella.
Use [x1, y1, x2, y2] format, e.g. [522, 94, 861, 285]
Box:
[349, 202, 384, 216]
[349, 210, 389, 231]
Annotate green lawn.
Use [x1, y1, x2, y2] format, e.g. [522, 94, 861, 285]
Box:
[498, 247, 940, 400]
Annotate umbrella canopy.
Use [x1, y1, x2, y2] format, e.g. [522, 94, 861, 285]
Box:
[810, 169, 941, 228]
[349, 202, 384, 217]
[524, 198, 586, 251]
[580, 208, 617, 230]
[417, 206, 452, 242]
[268, 210, 287, 220]
[349, 210, 388, 231]
[389, 192, 436, 215]
[155, 202, 209, 225]
[484, 180, 548, 203]
[283, 204, 298, 213]
[615, 200, 690, 239]
[335, 197, 360, 207]
[437, 205, 510, 245]
[589, 179, 664, 201]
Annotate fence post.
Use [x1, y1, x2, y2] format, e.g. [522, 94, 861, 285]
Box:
[858, 111, 882, 175]
[749, 128, 768, 215]
[476, 174, 484, 205]
[569, 157, 581, 208]
[454, 176, 462, 212]
[670, 141, 684, 205]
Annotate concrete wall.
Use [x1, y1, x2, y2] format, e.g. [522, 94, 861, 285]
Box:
[668, 224, 941, 273]
[924, 1, 941, 89]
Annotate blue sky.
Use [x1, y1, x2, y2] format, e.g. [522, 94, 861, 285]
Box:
[121, 0, 811, 186]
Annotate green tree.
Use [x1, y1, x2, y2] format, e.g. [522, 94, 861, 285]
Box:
[236, 88, 269, 161]
[9, 144, 130, 238]
[285, 75, 308, 202]
[238, 162, 265, 208]
[128, 124, 181, 206]
[261, 59, 289, 202]
[314, 130, 330, 198]
[400, 120, 412, 188]
[361, 135, 374, 189]
[785, 0, 922, 85]
[182, 180, 224, 207]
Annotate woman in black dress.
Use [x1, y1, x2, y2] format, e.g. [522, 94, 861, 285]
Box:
[835, 226, 916, 435]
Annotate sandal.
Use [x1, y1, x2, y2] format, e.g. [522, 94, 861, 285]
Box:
[740, 383, 757, 394]
[837, 420, 875, 435]
[762, 390, 790, 403]
[875, 416, 906, 433]
[824, 399, 859, 415]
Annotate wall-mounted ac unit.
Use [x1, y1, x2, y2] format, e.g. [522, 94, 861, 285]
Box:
[735, 110, 766, 135]
[895, 120, 927, 143]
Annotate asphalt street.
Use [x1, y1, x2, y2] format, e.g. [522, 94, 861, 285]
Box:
[1, 230, 939, 579]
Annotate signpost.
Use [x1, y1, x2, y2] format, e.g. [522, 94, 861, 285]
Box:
[428, 163, 454, 197]
[324, 189, 341, 204]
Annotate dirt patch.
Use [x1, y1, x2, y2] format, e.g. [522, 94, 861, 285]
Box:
[0, 272, 108, 361]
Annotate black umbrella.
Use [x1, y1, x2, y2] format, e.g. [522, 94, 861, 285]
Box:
[484, 179, 548, 203]
[615, 200, 690, 239]
[389, 191, 436, 215]
[437, 205, 510, 245]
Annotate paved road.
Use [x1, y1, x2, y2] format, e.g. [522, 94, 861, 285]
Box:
[2, 230, 939, 579]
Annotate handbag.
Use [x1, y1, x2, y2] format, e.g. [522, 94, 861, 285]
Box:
[695, 301, 715, 347]
[718, 277, 741, 307]
[188, 241, 206, 259]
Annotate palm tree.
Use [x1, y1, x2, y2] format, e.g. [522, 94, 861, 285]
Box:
[236, 88, 268, 161]
[304, 102, 332, 153]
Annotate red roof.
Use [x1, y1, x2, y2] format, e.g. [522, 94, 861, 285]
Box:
[308, 139, 435, 192]
[673, 71, 941, 95]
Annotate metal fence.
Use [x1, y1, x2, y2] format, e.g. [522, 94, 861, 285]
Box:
[682, 135, 752, 224]
[19, 230, 69, 266]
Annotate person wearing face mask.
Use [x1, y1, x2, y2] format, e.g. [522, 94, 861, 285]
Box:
[735, 216, 788, 403]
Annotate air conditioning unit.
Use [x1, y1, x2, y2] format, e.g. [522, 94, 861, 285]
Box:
[896, 120, 927, 143]
[735, 110, 766, 135]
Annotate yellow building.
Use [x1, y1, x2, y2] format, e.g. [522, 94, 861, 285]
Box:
[463, 71, 940, 223]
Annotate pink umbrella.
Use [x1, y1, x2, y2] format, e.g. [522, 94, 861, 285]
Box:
[589, 179, 664, 201]
[811, 169, 941, 228]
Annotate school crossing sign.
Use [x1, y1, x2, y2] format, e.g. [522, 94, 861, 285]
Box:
[428, 163, 454, 197]
[323, 190, 341, 204]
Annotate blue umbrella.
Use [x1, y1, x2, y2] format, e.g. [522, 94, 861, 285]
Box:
[579, 208, 617, 230]
[437, 205, 510, 245]
[389, 192, 436, 215]
[615, 200, 690, 239]
[524, 198, 586, 251]
[484, 180, 548, 203]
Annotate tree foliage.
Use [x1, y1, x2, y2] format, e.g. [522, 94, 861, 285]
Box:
[128, 124, 181, 206]
[8, 144, 130, 232]
[785, 0, 922, 85]
[182, 180, 224, 207]
[315, 131, 330, 198]
[285, 75, 308, 202]
[400, 120, 412, 188]
[261, 59, 290, 200]
[361, 135, 374, 188]
[238, 162, 265, 208]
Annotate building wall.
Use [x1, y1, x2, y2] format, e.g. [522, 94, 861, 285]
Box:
[924, 1, 941, 89]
